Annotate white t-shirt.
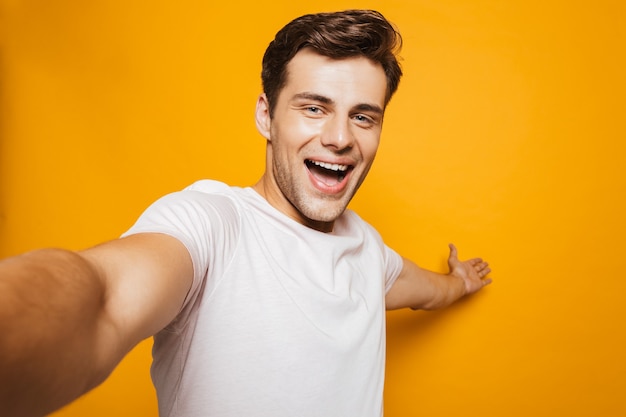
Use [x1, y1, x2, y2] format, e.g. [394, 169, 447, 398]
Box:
[123, 180, 404, 417]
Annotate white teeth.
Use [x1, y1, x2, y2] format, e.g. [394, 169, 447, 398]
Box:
[310, 160, 348, 172]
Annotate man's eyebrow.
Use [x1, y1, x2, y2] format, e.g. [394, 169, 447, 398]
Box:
[354, 103, 384, 115]
[291, 92, 334, 105]
[292, 92, 383, 115]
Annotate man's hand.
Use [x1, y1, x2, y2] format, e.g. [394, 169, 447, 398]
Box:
[386, 244, 492, 311]
[447, 243, 492, 296]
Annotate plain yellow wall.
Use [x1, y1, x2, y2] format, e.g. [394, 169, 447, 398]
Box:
[1, 1, 625, 416]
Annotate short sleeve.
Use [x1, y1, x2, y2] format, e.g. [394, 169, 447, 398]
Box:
[122, 187, 240, 327]
[382, 244, 403, 294]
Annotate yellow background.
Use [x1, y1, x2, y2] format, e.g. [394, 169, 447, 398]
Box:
[1, 0, 625, 416]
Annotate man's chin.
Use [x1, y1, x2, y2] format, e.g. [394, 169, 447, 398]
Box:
[300, 204, 348, 229]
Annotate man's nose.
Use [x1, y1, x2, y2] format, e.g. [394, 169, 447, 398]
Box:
[320, 116, 355, 151]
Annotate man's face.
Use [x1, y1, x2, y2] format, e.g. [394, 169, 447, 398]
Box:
[255, 48, 387, 232]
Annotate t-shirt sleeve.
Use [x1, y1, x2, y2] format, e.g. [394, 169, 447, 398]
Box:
[383, 244, 403, 294]
[121, 187, 240, 328]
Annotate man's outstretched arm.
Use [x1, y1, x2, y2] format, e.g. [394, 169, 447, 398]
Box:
[385, 244, 492, 311]
[0, 233, 193, 417]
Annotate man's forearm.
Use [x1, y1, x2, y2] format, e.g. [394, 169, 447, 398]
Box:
[411, 267, 466, 310]
[0, 248, 112, 417]
[386, 258, 467, 311]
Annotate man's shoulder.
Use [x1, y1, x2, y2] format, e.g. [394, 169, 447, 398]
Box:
[184, 179, 234, 195]
[176, 180, 246, 208]
[128, 180, 244, 232]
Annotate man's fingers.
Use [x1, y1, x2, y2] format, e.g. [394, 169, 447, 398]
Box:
[449, 245, 492, 285]
[468, 257, 483, 266]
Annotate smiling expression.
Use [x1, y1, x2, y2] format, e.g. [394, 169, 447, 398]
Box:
[254, 48, 388, 233]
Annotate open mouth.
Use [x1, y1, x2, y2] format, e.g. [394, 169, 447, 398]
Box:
[305, 159, 353, 186]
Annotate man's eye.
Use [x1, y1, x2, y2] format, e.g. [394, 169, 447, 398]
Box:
[354, 114, 374, 124]
[306, 107, 321, 114]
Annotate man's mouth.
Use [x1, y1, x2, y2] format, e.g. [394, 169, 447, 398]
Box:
[305, 159, 353, 186]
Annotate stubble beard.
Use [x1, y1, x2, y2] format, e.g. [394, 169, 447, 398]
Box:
[272, 156, 352, 225]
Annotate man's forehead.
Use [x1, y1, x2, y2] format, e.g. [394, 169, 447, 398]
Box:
[286, 48, 384, 76]
[282, 49, 387, 106]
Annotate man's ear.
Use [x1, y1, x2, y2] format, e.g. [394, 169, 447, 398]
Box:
[255, 93, 271, 140]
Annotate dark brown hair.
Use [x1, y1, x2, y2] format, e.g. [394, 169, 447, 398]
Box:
[261, 9, 403, 117]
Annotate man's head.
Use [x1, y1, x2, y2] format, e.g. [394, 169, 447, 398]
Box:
[261, 9, 403, 118]
[254, 10, 403, 233]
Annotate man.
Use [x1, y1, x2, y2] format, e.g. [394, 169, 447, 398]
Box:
[0, 9, 491, 417]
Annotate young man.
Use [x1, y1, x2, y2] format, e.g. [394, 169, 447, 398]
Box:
[0, 9, 491, 417]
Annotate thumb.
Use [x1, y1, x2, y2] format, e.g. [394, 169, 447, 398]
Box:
[448, 243, 460, 268]
[448, 243, 459, 259]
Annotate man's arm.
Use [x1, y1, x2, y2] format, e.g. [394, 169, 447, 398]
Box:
[0, 233, 193, 417]
[385, 244, 491, 311]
